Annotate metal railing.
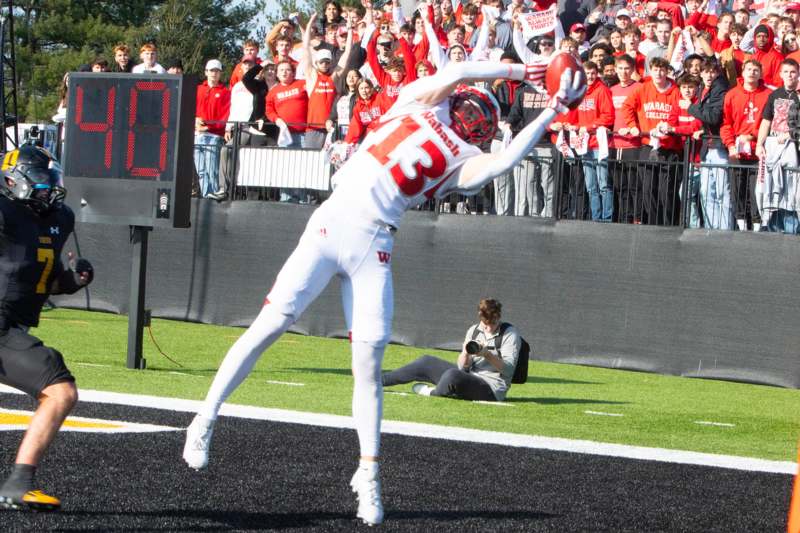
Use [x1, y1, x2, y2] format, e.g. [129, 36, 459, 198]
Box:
[198, 125, 800, 234]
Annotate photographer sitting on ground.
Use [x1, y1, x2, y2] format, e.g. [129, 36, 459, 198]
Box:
[382, 299, 521, 401]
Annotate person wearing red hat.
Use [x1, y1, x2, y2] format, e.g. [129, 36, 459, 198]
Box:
[569, 23, 590, 55]
[786, 3, 800, 25]
[229, 39, 262, 88]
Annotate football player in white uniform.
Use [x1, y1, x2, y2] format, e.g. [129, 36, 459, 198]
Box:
[183, 60, 585, 526]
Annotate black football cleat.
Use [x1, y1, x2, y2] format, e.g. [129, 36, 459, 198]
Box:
[0, 489, 61, 511]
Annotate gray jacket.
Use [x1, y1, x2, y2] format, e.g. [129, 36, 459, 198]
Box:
[463, 323, 521, 401]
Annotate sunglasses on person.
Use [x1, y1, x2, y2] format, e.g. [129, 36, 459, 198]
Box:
[540, 41, 554, 47]
[377, 41, 393, 47]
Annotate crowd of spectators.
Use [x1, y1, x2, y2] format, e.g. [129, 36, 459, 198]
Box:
[53, 0, 800, 232]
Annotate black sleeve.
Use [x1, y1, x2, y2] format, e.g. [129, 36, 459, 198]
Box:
[242, 64, 265, 95]
[507, 89, 526, 133]
[688, 86, 727, 128]
[329, 96, 340, 122]
[344, 47, 366, 78]
[761, 90, 778, 122]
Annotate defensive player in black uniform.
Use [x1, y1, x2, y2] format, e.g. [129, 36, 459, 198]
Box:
[0, 144, 93, 511]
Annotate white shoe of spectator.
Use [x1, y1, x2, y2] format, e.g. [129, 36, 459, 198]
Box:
[411, 383, 434, 396]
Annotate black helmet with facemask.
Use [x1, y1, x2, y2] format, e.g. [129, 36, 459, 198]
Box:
[0, 145, 66, 216]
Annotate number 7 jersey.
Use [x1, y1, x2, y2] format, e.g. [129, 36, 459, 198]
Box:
[328, 89, 482, 228]
[0, 196, 75, 328]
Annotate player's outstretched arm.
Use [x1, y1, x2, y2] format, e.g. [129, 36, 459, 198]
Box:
[454, 68, 586, 193]
[409, 60, 540, 106]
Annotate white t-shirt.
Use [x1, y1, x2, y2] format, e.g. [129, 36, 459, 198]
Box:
[132, 63, 166, 74]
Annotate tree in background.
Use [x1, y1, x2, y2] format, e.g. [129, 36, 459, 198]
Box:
[12, 0, 264, 122]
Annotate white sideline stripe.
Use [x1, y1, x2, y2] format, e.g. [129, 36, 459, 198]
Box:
[585, 410, 624, 417]
[473, 400, 513, 407]
[0, 385, 794, 475]
[74, 363, 111, 368]
[695, 421, 736, 428]
[265, 380, 305, 387]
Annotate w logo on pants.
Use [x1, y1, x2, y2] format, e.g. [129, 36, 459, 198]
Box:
[377, 251, 391, 264]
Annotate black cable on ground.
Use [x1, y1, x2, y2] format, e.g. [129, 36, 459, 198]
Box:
[146, 324, 183, 368]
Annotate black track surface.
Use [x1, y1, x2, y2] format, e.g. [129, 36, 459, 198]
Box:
[0, 393, 791, 532]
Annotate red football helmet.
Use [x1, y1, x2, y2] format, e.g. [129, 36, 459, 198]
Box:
[449, 85, 500, 145]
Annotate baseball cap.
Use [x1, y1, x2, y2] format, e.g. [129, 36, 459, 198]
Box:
[616, 9, 632, 18]
[786, 2, 800, 10]
[570, 23, 586, 32]
[205, 59, 223, 71]
[314, 49, 333, 62]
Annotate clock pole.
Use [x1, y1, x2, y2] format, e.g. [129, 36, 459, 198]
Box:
[126, 225, 151, 369]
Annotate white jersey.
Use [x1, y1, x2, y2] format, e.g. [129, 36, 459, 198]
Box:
[328, 81, 482, 228]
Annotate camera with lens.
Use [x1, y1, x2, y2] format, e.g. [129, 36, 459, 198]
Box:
[465, 340, 484, 355]
[23, 126, 44, 147]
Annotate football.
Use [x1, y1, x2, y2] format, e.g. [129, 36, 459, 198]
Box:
[545, 52, 582, 101]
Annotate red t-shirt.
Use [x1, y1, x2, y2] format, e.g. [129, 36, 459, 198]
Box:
[265, 80, 308, 133]
[307, 72, 336, 131]
[196, 82, 231, 137]
[620, 80, 678, 148]
[610, 81, 642, 149]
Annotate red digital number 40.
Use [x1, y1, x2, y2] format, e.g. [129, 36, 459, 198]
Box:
[74, 81, 171, 178]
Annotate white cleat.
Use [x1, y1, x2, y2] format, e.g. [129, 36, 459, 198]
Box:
[183, 415, 215, 470]
[411, 383, 434, 396]
[350, 467, 384, 526]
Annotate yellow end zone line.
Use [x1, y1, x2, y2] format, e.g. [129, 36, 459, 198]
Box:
[0, 385, 794, 474]
[0, 407, 181, 433]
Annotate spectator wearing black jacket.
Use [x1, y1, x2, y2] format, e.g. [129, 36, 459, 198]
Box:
[242, 63, 278, 143]
[507, 83, 553, 217]
[111, 44, 133, 73]
[688, 59, 732, 229]
[216, 60, 276, 201]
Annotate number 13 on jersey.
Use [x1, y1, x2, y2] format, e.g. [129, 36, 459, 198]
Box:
[366, 116, 450, 197]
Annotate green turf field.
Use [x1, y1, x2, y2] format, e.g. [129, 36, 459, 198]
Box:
[30, 308, 800, 462]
